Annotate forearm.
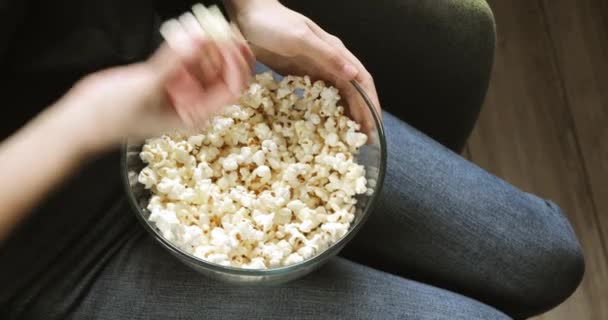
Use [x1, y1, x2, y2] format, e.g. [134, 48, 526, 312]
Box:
[0, 102, 95, 242]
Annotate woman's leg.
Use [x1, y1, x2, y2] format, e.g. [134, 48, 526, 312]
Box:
[279, 1, 583, 317]
[340, 112, 584, 319]
[66, 233, 509, 320]
[3, 194, 509, 320]
[281, 0, 496, 152]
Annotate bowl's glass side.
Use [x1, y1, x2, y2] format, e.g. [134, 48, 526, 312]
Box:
[348, 80, 387, 232]
[123, 140, 370, 285]
[121, 66, 387, 284]
[125, 144, 151, 214]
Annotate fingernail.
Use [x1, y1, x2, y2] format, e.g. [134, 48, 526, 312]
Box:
[343, 64, 358, 79]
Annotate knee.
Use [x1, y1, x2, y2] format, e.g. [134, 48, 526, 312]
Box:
[451, 0, 496, 46]
[423, 0, 496, 67]
[508, 200, 584, 319]
[433, 0, 497, 96]
[386, 0, 497, 151]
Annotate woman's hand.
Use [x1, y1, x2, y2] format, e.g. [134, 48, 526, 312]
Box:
[60, 17, 253, 152]
[0, 16, 253, 241]
[225, 0, 381, 131]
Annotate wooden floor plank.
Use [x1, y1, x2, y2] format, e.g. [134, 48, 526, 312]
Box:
[470, 1, 608, 319]
[540, 0, 608, 264]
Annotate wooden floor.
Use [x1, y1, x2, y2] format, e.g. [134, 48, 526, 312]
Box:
[464, 1, 608, 319]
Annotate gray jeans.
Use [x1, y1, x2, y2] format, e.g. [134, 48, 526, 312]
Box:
[5, 112, 577, 320]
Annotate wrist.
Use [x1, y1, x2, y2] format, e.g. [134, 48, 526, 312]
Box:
[52, 98, 115, 157]
[224, 0, 277, 21]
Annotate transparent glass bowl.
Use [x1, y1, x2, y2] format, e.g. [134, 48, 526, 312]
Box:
[122, 68, 387, 285]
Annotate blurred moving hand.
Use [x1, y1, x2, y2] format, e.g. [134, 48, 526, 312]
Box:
[0, 17, 253, 241]
[63, 18, 253, 150]
[225, 0, 382, 131]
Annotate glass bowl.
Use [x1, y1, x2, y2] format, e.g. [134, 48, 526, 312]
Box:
[122, 66, 387, 285]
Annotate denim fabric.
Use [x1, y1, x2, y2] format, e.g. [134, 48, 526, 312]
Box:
[341, 113, 584, 319]
[67, 234, 510, 320]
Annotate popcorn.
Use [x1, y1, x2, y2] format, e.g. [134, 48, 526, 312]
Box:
[187, 134, 205, 146]
[139, 72, 368, 269]
[220, 155, 239, 171]
[254, 123, 272, 140]
[197, 146, 220, 162]
[138, 167, 158, 189]
[275, 207, 293, 225]
[148, 209, 181, 241]
[345, 131, 368, 149]
[193, 162, 214, 180]
[284, 253, 304, 265]
[252, 165, 271, 182]
[244, 257, 267, 269]
[207, 253, 231, 266]
[321, 222, 349, 238]
[156, 177, 185, 199]
[211, 116, 235, 133]
[253, 210, 275, 232]
[325, 132, 339, 146]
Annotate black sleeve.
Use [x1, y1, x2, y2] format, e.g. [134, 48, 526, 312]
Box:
[154, 0, 223, 20]
[0, 0, 161, 139]
[0, 0, 28, 67]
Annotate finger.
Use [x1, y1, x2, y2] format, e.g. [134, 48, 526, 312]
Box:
[292, 57, 366, 130]
[297, 28, 359, 81]
[358, 75, 381, 122]
[171, 14, 223, 87]
[350, 82, 375, 135]
[233, 43, 254, 87]
[194, 82, 237, 123]
[152, 40, 247, 127]
[218, 42, 252, 95]
[348, 71, 383, 125]
[179, 12, 205, 40]
[198, 39, 224, 83]
[179, 13, 217, 84]
[163, 65, 207, 128]
[306, 21, 364, 76]
[306, 21, 382, 119]
[230, 23, 255, 69]
[160, 19, 194, 54]
[148, 43, 181, 82]
[159, 19, 209, 85]
[340, 77, 378, 135]
[149, 90, 191, 133]
[347, 70, 381, 125]
[331, 77, 377, 136]
[300, 55, 376, 135]
[338, 81, 363, 124]
[160, 46, 216, 127]
[150, 33, 224, 128]
[141, 58, 191, 133]
[250, 44, 310, 76]
[161, 17, 224, 87]
[187, 43, 250, 126]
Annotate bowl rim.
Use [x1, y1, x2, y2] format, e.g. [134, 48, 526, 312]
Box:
[121, 79, 387, 276]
